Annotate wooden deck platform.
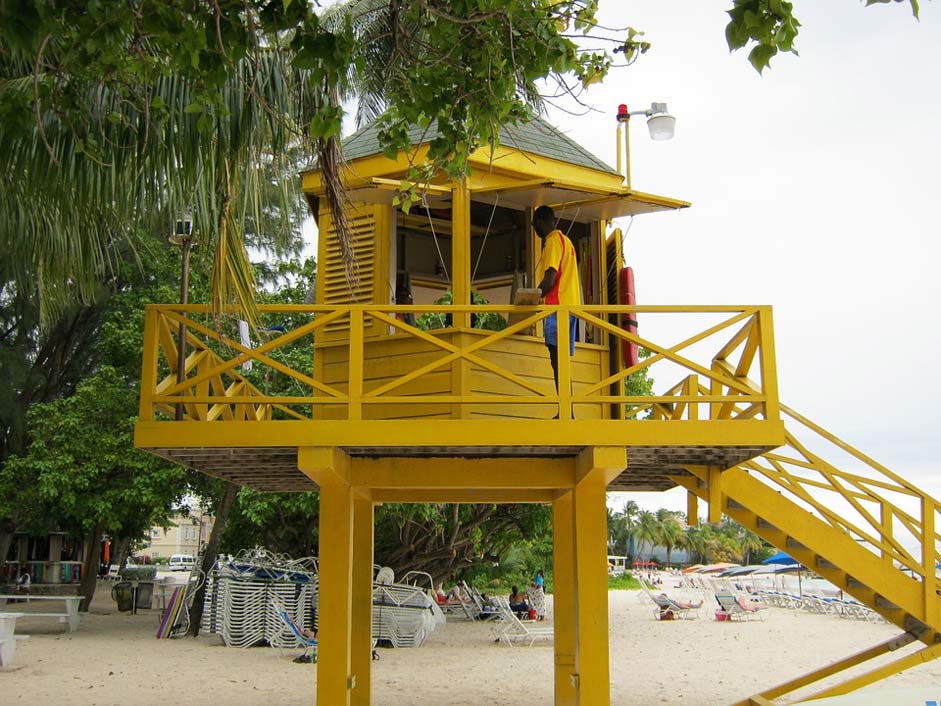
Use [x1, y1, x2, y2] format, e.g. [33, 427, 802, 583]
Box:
[145, 439, 776, 492]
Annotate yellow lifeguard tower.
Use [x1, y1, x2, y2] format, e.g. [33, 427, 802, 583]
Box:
[136, 115, 941, 706]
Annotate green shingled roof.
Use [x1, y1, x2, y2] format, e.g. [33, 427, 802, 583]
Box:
[340, 116, 619, 176]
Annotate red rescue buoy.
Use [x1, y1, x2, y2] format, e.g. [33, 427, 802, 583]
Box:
[619, 267, 639, 368]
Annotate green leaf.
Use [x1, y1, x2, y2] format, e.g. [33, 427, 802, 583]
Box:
[748, 43, 777, 73]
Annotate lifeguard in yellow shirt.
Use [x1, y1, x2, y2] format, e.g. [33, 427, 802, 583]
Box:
[534, 205, 581, 393]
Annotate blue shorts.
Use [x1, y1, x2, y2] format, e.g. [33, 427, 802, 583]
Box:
[544, 312, 577, 355]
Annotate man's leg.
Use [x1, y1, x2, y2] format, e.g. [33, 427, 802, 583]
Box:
[547, 344, 559, 391]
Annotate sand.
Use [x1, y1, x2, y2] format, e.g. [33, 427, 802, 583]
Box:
[2, 579, 940, 706]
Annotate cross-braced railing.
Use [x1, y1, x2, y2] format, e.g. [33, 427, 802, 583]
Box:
[743, 405, 940, 611]
[138, 303, 780, 423]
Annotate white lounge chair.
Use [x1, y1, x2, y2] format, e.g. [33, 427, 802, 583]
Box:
[640, 580, 702, 620]
[714, 591, 767, 621]
[491, 596, 553, 646]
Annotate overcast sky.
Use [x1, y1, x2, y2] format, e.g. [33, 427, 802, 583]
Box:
[564, 0, 941, 509]
[534, 2, 941, 515]
[310, 2, 941, 517]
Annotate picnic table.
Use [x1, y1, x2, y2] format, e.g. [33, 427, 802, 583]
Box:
[0, 612, 27, 667]
[0, 594, 83, 633]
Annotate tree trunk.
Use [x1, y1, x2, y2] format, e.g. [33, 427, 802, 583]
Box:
[79, 527, 102, 612]
[186, 482, 238, 637]
[0, 517, 16, 571]
[112, 536, 132, 571]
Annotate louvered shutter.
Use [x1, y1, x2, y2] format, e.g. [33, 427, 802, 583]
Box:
[319, 203, 377, 337]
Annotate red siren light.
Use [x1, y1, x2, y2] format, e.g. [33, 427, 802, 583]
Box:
[617, 104, 629, 122]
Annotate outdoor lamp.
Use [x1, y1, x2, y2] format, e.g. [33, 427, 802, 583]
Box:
[616, 102, 676, 188]
[169, 208, 193, 246]
[645, 103, 676, 141]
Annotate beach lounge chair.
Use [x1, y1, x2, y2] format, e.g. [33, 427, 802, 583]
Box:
[491, 596, 553, 646]
[274, 602, 318, 662]
[714, 591, 767, 621]
[640, 581, 702, 620]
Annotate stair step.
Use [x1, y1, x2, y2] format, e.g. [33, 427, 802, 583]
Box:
[727, 499, 746, 510]
[816, 557, 836, 570]
[785, 538, 807, 551]
[903, 614, 930, 636]
[875, 594, 901, 611]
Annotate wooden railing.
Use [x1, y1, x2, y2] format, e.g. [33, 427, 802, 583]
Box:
[742, 405, 941, 612]
[655, 368, 941, 611]
[138, 303, 780, 423]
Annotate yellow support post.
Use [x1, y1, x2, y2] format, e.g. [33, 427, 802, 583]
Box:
[880, 502, 894, 570]
[552, 490, 577, 706]
[707, 465, 723, 524]
[303, 447, 355, 706]
[557, 309, 572, 420]
[138, 307, 159, 421]
[451, 181, 470, 328]
[351, 493, 375, 706]
[922, 496, 938, 627]
[687, 492, 699, 527]
[572, 447, 624, 706]
[756, 306, 780, 422]
[349, 309, 364, 420]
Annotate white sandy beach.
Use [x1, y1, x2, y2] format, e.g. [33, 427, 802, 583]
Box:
[2, 581, 940, 706]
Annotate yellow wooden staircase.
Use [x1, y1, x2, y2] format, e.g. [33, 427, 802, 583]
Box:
[675, 404, 941, 705]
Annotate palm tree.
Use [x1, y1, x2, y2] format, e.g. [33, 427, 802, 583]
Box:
[738, 526, 765, 565]
[684, 525, 712, 565]
[656, 509, 684, 566]
[606, 499, 639, 557]
[2, 46, 319, 325]
[634, 511, 660, 561]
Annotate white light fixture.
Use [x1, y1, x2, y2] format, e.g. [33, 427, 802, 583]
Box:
[645, 103, 676, 141]
[616, 101, 676, 187]
[168, 207, 194, 246]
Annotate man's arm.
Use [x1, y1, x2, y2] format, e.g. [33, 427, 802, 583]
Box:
[538, 267, 557, 298]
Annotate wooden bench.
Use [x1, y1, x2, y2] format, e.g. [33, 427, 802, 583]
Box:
[0, 594, 83, 633]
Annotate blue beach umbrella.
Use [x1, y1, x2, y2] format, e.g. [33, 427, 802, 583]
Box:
[763, 551, 803, 596]
[762, 551, 796, 565]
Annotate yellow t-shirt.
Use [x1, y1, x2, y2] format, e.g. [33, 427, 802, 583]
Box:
[537, 230, 581, 305]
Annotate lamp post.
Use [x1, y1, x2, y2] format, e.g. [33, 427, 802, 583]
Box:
[616, 102, 677, 189]
[169, 210, 194, 421]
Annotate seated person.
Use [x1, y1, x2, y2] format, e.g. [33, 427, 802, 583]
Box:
[445, 583, 470, 604]
[434, 584, 448, 605]
[508, 585, 530, 618]
[15, 571, 30, 594]
[527, 581, 547, 621]
[658, 592, 702, 610]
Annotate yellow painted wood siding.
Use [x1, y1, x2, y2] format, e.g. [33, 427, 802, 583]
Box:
[314, 332, 608, 420]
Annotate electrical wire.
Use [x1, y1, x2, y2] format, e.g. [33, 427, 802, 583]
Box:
[472, 194, 500, 282]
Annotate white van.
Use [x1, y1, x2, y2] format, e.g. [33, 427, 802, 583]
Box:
[168, 554, 195, 572]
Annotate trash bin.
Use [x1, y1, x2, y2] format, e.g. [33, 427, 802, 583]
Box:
[135, 581, 154, 610]
[112, 581, 134, 612]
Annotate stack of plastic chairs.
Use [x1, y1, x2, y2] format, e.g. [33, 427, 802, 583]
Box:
[371, 570, 440, 648]
[266, 578, 317, 649]
[220, 575, 269, 647]
[200, 548, 318, 649]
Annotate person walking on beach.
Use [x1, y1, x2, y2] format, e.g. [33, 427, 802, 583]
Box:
[533, 205, 581, 395]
